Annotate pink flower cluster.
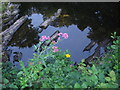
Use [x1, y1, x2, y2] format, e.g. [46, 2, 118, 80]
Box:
[52, 46, 59, 52]
[58, 33, 68, 39]
[52, 41, 57, 44]
[39, 36, 50, 41]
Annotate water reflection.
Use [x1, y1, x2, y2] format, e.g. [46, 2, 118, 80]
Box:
[8, 2, 120, 64]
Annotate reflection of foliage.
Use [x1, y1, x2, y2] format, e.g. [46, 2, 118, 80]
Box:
[8, 19, 39, 48]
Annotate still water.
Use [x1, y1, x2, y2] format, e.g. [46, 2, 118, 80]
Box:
[7, 2, 120, 67]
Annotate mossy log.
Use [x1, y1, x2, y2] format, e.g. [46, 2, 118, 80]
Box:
[40, 9, 62, 29]
[2, 14, 19, 29]
[1, 15, 28, 51]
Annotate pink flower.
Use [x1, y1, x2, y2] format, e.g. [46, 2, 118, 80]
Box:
[40, 36, 50, 41]
[62, 33, 68, 39]
[52, 41, 56, 44]
[52, 46, 58, 49]
[58, 37, 61, 40]
[53, 48, 59, 52]
[42, 36, 47, 39]
[46, 36, 50, 40]
[52, 46, 59, 52]
[58, 33, 63, 36]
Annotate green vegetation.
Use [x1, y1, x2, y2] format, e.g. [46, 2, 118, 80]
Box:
[0, 2, 8, 13]
[1, 32, 120, 88]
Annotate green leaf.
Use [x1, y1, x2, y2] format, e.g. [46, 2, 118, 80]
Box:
[98, 72, 105, 82]
[55, 84, 60, 88]
[81, 59, 85, 63]
[74, 83, 81, 88]
[105, 77, 111, 82]
[88, 69, 92, 73]
[109, 70, 115, 78]
[81, 83, 87, 88]
[91, 75, 98, 85]
[17, 71, 23, 76]
[112, 77, 116, 82]
[3, 78, 9, 84]
[92, 65, 98, 74]
[9, 84, 18, 88]
[99, 83, 108, 88]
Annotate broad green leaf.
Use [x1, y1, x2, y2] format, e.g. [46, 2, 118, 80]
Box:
[88, 69, 92, 73]
[112, 77, 116, 82]
[55, 84, 60, 88]
[92, 65, 98, 74]
[109, 70, 115, 78]
[91, 75, 98, 85]
[99, 83, 108, 88]
[98, 72, 105, 83]
[81, 83, 87, 88]
[74, 83, 81, 88]
[3, 78, 9, 84]
[81, 59, 85, 63]
[9, 84, 18, 88]
[105, 77, 111, 82]
[17, 71, 23, 76]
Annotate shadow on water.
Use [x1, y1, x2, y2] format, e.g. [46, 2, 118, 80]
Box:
[7, 2, 120, 67]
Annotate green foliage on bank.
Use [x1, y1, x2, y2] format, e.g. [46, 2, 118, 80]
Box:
[1, 32, 120, 89]
[0, 2, 8, 12]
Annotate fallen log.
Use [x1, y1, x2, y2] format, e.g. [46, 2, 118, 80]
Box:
[83, 40, 96, 52]
[39, 30, 60, 52]
[84, 39, 111, 64]
[2, 14, 19, 29]
[1, 15, 28, 51]
[40, 9, 62, 29]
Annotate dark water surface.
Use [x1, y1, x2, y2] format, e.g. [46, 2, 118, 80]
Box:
[7, 2, 120, 67]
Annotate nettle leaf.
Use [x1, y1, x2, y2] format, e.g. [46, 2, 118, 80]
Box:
[74, 83, 81, 88]
[109, 70, 115, 78]
[105, 77, 111, 82]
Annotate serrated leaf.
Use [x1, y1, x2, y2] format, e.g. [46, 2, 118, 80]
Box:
[105, 77, 111, 82]
[74, 83, 81, 88]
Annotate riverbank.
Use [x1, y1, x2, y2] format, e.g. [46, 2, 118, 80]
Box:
[1, 33, 119, 89]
